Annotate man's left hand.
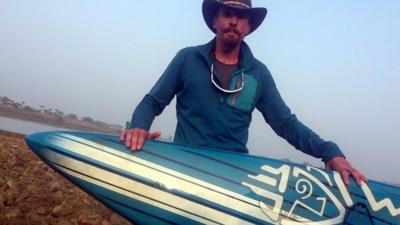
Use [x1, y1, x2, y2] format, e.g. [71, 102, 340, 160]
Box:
[325, 156, 367, 186]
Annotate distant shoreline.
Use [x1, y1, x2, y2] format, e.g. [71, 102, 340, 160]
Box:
[0, 129, 25, 137]
[0, 105, 120, 133]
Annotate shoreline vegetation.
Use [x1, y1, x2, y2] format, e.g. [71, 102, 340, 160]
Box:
[0, 96, 122, 133]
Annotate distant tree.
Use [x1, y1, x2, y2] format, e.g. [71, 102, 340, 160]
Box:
[54, 109, 62, 115]
[54, 109, 64, 119]
[43, 109, 54, 116]
[82, 117, 94, 123]
[23, 106, 36, 112]
[64, 114, 78, 120]
[94, 120, 107, 127]
[2, 96, 11, 104]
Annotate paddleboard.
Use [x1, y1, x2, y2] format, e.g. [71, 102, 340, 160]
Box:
[25, 131, 400, 224]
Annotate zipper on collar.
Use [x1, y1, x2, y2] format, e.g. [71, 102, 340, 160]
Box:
[218, 94, 225, 110]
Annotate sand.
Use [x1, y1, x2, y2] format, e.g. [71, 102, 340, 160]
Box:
[0, 130, 132, 225]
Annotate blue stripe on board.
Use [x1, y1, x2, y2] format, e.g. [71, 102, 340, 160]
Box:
[142, 149, 247, 186]
[99, 195, 181, 225]
[42, 145, 271, 225]
[181, 148, 258, 175]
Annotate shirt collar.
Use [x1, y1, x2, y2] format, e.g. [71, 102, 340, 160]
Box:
[199, 38, 255, 71]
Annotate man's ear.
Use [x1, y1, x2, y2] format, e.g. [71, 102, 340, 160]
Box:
[245, 28, 250, 35]
[244, 22, 251, 35]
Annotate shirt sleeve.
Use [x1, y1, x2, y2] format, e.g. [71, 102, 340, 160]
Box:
[130, 50, 185, 130]
[256, 67, 345, 163]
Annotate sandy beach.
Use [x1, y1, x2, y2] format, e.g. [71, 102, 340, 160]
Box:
[0, 130, 132, 225]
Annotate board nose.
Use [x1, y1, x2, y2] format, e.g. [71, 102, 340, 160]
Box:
[25, 131, 53, 158]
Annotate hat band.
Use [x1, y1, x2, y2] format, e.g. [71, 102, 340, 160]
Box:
[223, 1, 251, 9]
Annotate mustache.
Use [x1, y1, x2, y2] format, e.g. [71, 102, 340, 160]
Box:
[222, 27, 241, 35]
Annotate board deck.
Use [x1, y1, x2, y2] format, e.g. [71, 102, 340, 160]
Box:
[25, 131, 400, 225]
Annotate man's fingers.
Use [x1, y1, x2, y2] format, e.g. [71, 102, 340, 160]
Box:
[147, 131, 161, 139]
[340, 167, 368, 186]
[325, 164, 332, 170]
[351, 169, 368, 186]
[325, 157, 368, 186]
[361, 174, 368, 183]
[125, 130, 133, 147]
[349, 169, 363, 186]
[121, 128, 161, 151]
[136, 130, 147, 150]
[119, 130, 127, 141]
[340, 170, 351, 185]
[130, 129, 140, 151]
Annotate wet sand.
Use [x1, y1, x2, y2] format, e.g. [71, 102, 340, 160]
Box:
[0, 130, 132, 225]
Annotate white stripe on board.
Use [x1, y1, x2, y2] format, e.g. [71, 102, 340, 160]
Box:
[44, 150, 254, 225]
[361, 182, 400, 216]
[333, 172, 354, 207]
[288, 168, 346, 225]
[52, 133, 278, 224]
[248, 173, 277, 187]
[307, 166, 333, 187]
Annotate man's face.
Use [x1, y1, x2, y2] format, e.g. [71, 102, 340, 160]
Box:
[213, 6, 251, 46]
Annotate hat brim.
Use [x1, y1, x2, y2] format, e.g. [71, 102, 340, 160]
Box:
[202, 0, 267, 34]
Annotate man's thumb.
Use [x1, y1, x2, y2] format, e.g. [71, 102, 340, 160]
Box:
[147, 131, 161, 139]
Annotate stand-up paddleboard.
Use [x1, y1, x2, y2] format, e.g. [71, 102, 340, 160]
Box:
[25, 131, 400, 225]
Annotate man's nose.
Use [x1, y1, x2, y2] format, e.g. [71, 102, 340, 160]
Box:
[229, 16, 238, 26]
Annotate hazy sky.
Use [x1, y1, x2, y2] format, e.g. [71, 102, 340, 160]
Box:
[1, 1, 399, 183]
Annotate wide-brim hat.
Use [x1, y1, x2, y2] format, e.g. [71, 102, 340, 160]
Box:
[202, 0, 267, 34]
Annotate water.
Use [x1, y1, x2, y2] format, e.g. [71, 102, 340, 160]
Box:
[0, 116, 72, 135]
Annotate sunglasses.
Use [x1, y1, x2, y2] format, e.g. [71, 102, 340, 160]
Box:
[210, 63, 244, 93]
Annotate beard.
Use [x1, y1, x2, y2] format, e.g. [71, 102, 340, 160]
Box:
[218, 26, 244, 47]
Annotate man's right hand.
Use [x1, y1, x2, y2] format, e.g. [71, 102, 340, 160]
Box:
[120, 128, 161, 151]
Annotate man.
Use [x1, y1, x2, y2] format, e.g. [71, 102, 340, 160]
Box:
[120, 0, 367, 186]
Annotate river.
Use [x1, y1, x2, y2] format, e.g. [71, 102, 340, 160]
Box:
[0, 116, 74, 135]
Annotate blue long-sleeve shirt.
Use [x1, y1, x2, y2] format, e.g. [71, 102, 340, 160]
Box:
[131, 39, 344, 163]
